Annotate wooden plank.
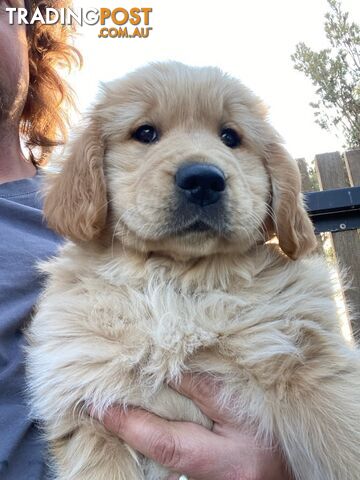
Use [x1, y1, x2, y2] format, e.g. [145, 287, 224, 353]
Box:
[297, 158, 324, 255]
[315, 152, 360, 341]
[297, 158, 314, 192]
[331, 230, 360, 334]
[344, 149, 360, 186]
[315, 151, 350, 189]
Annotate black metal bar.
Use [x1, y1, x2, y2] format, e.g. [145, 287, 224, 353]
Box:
[303, 186, 360, 234]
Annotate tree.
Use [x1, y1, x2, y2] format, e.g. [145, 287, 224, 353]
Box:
[291, 0, 360, 149]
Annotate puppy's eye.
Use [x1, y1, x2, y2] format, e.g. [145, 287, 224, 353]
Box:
[220, 128, 241, 148]
[132, 125, 158, 144]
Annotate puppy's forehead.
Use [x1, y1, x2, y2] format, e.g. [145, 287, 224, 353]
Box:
[101, 63, 262, 130]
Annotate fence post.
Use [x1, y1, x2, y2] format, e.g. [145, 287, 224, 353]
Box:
[297, 158, 324, 255]
[315, 152, 360, 340]
[344, 150, 360, 187]
[297, 158, 315, 192]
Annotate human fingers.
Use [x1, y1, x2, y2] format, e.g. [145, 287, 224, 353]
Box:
[91, 405, 235, 479]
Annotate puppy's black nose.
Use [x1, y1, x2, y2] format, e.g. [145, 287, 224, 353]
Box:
[175, 163, 226, 207]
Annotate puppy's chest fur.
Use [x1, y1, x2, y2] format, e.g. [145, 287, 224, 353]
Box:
[31, 242, 340, 424]
[87, 260, 290, 388]
[28, 242, 360, 480]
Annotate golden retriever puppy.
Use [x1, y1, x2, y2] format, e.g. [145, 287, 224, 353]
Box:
[26, 62, 360, 480]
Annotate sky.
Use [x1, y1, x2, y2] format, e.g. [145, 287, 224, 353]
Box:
[68, 0, 359, 162]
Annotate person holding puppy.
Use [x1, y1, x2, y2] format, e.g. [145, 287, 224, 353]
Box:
[0, 1, 290, 479]
[0, 1, 78, 478]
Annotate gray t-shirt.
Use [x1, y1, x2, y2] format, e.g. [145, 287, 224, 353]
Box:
[0, 171, 62, 479]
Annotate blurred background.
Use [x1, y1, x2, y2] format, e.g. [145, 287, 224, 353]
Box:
[69, 0, 359, 160]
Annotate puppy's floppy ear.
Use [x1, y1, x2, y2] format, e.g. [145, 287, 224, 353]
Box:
[265, 143, 316, 260]
[43, 117, 107, 242]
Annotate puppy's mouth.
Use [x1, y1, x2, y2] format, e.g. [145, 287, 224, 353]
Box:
[182, 220, 213, 232]
[174, 220, 217, 236]
[165, 203, 229, 238]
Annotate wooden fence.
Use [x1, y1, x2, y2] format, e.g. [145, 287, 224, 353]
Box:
[297, 149, 360, 341]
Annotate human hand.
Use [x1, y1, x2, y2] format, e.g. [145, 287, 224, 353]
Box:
[90, 374, 292, 480]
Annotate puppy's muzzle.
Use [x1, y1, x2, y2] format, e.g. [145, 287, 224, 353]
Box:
[175, 163, 226, 207]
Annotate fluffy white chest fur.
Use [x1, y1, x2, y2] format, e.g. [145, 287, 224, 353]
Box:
[27, 242, 360, 480]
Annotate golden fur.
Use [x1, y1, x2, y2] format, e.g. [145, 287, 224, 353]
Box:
[27, 62, 360, 480]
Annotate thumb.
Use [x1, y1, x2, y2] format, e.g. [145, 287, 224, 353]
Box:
[90, 405, 227, 479]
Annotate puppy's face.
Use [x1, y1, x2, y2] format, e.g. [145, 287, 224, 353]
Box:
[45, 62, 316, 260]
[103, 64, 272, 257]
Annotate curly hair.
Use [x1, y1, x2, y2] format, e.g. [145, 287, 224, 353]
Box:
[21, 0, 82, 165]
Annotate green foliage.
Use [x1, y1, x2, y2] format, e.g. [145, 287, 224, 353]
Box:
[291, 0, 360, 149]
